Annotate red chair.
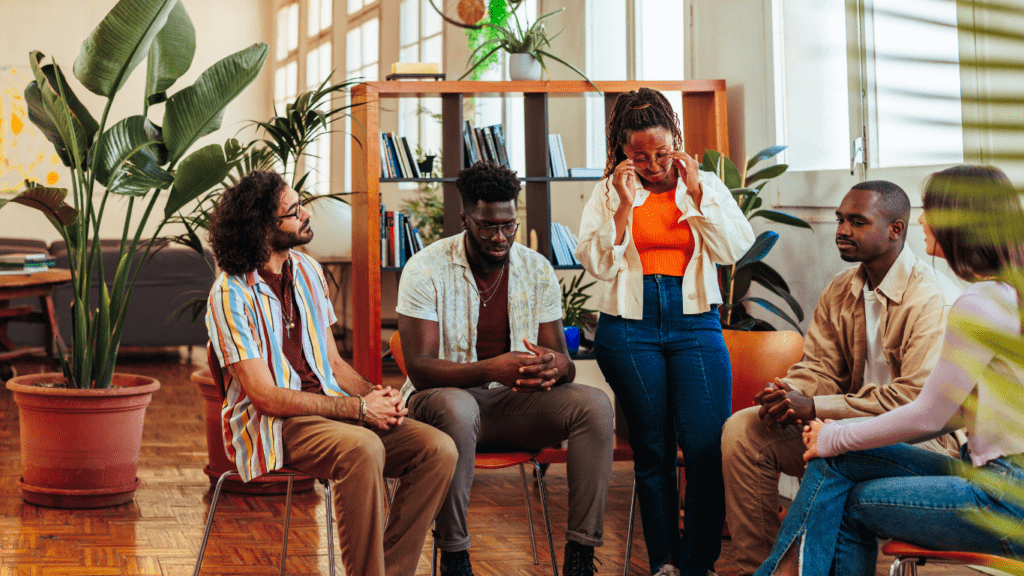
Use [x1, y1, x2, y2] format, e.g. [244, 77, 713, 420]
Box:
[389, 332, 559, 576]
[883, 539, 1024, 575]
[193, 343, 337, 576]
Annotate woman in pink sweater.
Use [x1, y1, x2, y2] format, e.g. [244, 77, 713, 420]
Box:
[755, 165, 1024, 575]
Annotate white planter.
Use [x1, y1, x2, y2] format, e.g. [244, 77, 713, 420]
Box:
[508, 53, 543, 81]
[303, 198, 352, 261]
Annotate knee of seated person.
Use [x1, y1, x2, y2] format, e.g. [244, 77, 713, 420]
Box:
[721, 406, 761, 457]
[423, 388, 481, 431]
[341, 427, 387, 473]
[575, 385, 614, 425]
[423, 424, 460, 468]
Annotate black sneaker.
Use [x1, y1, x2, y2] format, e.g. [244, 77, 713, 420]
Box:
[439, 550, 474, 576]
[563, 541, 601, 576]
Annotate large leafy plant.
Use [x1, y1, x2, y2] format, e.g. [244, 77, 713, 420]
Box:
[0, 0, 267, 388]
[701, 146, 812, 332]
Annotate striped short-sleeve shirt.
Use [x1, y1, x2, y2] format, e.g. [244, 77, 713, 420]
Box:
[206, 251, 342, 482]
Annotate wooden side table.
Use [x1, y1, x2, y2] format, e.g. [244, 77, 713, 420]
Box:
[0, 269, 72, 371]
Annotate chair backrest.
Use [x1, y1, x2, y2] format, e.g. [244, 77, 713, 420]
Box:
[722, 329, 805, 415]
[390, 331, 407, 377]
[206, 341, 227, 400]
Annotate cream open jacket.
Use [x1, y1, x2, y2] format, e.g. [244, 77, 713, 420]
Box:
[575, 170, 755, 319]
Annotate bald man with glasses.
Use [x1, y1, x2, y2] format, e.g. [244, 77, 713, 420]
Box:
[395, 161, 614, 576]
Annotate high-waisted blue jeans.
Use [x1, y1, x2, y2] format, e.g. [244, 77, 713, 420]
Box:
[754, 443, 1024, 576]
[594, 275, 732, 575]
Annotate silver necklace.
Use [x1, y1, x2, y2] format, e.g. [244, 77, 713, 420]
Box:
[474, 263, 506, 307]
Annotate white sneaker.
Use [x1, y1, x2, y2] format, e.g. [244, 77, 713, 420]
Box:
[652, 564, 680, 576]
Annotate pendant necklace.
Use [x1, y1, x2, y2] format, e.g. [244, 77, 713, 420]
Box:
[474, 263, 506, 307]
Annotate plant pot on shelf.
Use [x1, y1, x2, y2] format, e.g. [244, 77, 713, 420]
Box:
[191, 368, 315, 494]
[509, 53, 543, 81]
[6, 373, 161, 508]
[564, 326, 581, 354]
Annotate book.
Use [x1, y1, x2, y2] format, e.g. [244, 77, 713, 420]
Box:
[400, 137, 422, 179]
[549, 223, 570, 265]
[412, 227, 425, 252]
[463, 120, 478, 167]
[380, 205, 388, 264]
[379, 137, 391, 178]
[569, 167, 604, 178]
[473, 128, 488, 163]
[385, 211, 396, 266]
[382, 133, 402, 178]
[390, 133, 409, 178]
[488, 125, 508, 167]
[554, 134, 568, 178]
[394, 212, 404, 266]
[482, 128, 498, 165]
[555, 223, 581, 265]
[547, 134, 567, 177]
[0, 253, 56, 267]
[403, 214, 417, 260]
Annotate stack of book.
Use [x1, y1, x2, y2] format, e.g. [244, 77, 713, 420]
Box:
[550, 223, 582, 266]
[463, 121, 509, 168]
[380, 206, 426, 267]
[380, 132, 423, 179]
[0, 253, 56, 275]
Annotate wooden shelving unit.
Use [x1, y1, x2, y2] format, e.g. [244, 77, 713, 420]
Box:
[349, 80, 729, 383]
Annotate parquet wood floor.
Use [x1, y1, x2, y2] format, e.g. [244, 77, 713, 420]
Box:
[1, 352, 974, 575]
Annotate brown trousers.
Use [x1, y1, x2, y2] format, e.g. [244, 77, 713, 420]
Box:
[721, 406, 958, 575]
[282, 416, 457, 576]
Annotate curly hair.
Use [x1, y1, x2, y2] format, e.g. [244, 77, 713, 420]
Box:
[208, 170, 287, 276]
[922, 164, 1024, 282]
[600, 88, 683, 207]
[455, 160, 521, 209]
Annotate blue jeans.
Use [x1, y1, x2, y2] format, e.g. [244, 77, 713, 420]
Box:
[594, 275, 732, 575]
[754, 443, 1024, 576]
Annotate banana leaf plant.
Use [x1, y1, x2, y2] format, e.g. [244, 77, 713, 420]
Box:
[0, 0, 267, 388]
[702, 146, 812, 333]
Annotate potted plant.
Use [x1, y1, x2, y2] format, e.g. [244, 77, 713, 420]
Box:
[560, 271, 598, 354]
[701, 146, 812, 332]
[0, 0, 267, 508]
[429, 0, 599, 88]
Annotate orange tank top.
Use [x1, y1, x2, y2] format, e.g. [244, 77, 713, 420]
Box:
[631, 190, 695, 276]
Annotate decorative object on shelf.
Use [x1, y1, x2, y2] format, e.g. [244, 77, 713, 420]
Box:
[0, 0, 266, 508]
[704, 146, 811, 332]
[429, 0, 599, 89]
[560, 271, 597, 349]
[418, 154, 437, 175]
[457, 0, 488, 25]
[404, 154, 445, 246]
[387, 62, 445, 81]
[509, 53, 542, 81]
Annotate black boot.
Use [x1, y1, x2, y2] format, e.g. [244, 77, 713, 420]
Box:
[563, 541, 600, 576]
[439, 550, 474, 576]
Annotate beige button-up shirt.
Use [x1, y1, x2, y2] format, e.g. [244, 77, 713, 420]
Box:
[784, 245, 963, 426]
[396, 232, 563, 400]
[575, 170, 755, 319]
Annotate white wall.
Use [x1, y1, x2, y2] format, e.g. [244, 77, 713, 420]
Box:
[1, 0, 271, 246]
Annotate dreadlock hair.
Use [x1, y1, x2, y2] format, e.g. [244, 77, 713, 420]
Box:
[455, 160, 521, 210]
[208, 170, 287, 276]
[601, 87, 683, 206]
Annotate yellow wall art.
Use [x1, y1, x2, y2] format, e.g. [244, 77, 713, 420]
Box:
[1, 66, 66, 194]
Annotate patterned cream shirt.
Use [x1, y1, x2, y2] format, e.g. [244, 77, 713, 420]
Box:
[395, 232, 563, 400]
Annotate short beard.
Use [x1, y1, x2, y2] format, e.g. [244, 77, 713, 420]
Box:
[270, 226, 313, 252]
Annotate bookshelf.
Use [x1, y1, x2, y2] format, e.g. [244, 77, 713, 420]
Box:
[349, 80, 729, 383]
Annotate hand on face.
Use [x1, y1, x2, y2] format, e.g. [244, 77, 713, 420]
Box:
[669, 151, 702, 200]
[612, 159, 637, 207]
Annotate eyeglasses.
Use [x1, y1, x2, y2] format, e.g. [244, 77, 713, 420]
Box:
[630, 153, 673, 171]
[277, 201, 308, 221]
[464, 212, 519, 240]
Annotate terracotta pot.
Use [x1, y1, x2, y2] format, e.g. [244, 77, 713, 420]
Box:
[191, 368, 314, 494]
[6, 373, 160, 508]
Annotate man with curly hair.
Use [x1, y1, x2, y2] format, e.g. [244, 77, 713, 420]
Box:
[206, 170, 457, 576]
[396, 161, 614, 576]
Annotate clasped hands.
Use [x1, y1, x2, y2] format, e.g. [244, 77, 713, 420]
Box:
[492, 338, 568, 393]
[362, 384, 408, 431]
[754, 378, 816, 432]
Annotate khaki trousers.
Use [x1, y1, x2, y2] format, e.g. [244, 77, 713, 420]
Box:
[282, 416, 457, 576]
[721, 406, 957, 575]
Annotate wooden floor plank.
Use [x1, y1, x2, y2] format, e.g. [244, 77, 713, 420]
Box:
[1, 354, 975, 575]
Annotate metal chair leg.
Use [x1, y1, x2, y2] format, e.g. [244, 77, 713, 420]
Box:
[431, 529, 438, 576]
[519, 462, 540, 564]
[323, 479, 336, 576]
[532, 460, 559, 576]
[193, 470, 240, 576]
[279, 475, 293, 576]
[624, 477, 638, 576]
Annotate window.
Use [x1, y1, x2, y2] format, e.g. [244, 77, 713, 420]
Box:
[774, 0, 963, 172]
[398, 0, 444, 180]
[304, 0, 332, 195]
[344, 11, 380, 191]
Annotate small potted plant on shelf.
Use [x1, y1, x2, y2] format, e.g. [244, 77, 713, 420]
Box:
[560, 271, 598, 354]
[0, 0, 267, 508]
[429, 0, 599, 88]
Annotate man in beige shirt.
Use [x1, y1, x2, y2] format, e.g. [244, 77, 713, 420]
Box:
[721, 180, 962, 575]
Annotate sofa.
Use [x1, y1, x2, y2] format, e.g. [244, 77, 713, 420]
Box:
[1, 237, 215, 351]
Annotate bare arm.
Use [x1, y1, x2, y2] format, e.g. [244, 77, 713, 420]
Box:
[229, 358, 357, 420]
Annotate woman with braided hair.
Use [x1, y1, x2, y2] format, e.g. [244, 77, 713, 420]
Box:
[575, 87, 754, 576]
